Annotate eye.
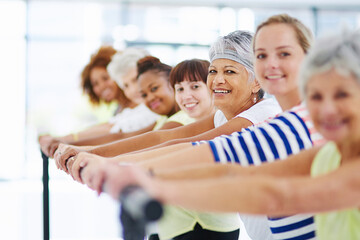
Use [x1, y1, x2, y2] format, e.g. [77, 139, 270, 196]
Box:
[191, 84, 200, 89]
[208, 69, 216, 74]
[335, 91, 348, 99]
[225, 70, 235, 74]
[123, 83, 129, 89]
[256, 53, 266, 59]
[280, 52, 290, 57]
[309, 92, 322, 101]
[141, 92, 147, 98]
[175, 87, 184, 92]
[150, 86, 158, 92]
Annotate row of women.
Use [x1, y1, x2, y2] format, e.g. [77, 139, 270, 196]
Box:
[39, 13, 360, 240]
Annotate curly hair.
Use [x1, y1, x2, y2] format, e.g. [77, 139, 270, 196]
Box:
[137, 56, 172, 79]
[80, 46, 130, 107]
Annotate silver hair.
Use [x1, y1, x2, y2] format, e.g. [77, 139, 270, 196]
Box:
[300, 28, 360, 97]
[209, 30, 255, 82]
[107, 48, 149, 88]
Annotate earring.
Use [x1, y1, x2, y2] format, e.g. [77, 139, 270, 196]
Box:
[253, 94, 257, 103]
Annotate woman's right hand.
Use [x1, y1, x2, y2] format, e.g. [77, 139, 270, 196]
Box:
[38, 135, 61, 158]
[54, 143, 83, 173]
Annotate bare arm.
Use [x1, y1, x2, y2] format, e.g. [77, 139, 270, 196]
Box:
[137, 143, 215, 171]
[88, 115, 215, 157]
[142, 117, 253, 151]
[152, 155, 360, 216]
[69, 124, 155, 146]
[154, 146, 320, 180]
[38, 122, 113, 157]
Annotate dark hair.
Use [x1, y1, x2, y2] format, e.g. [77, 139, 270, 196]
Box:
[80, 46, 130, 107]
[169, 59, 210, 88]
[137, 56, 172, 79]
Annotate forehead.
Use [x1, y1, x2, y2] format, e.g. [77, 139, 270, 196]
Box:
[210, 58, 245, 69]
[255, 23, 299, 50]
[121, 67, 137, 83]
[307, 68, 359, 92]
[90, 67, 107, 78]
[175, 79, 204, 86]
[138, 71, 166, 88]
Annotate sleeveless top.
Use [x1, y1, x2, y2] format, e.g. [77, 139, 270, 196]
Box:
[311, 141, 360, 240]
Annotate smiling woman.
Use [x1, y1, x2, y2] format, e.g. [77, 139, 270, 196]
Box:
[172, 59, 214, 121]
[54, 30, 281, 160]
[137, 56, 178, 118]
[89, 27, 360, 240]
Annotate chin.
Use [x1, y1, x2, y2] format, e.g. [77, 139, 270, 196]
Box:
[322, 132, 347, 143]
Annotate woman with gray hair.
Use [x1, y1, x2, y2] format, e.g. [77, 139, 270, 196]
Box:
[56, 30, 281, 159]
[56, 30, 282, 240]
[39, 47, 159, 157]
[106, 48, 159, 134]
[98, 28, 360, 240]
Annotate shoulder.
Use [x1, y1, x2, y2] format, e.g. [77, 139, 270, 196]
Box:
[235, 98, 282, 125]
[168, 111, 196, 125]
[214, 110, 228, 127]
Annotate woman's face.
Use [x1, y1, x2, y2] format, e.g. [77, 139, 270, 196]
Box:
[139, 71, 176, 116]
[254, 23, 305, 97]
[207, 58, 257, 116]
[175, 79, 213, 120]
[306, 68, 360, 144]
[90, 67, 120, 102]
[119, 67, 143, 105]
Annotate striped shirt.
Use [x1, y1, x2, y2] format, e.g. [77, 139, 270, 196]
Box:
[192, 103, 325, 240]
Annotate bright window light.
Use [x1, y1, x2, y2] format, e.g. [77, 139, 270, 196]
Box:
[238, 8, 255, 32]
[219, 7, 236, 36]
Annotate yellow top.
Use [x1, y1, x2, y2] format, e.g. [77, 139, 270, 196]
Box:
[154, 111, 240, 239]
[311, 141, 360, 240]
[158, 206, 240, 239]
[152, 110, 195, 131]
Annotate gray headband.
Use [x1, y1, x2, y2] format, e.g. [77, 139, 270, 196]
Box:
[209, 49, 253, 73]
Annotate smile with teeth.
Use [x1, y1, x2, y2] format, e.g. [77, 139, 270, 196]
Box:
[184, 103, 197, 108]
[213, 89, 231, 94]
[102, 88, 113, 98]
[266, 75, 284, 80]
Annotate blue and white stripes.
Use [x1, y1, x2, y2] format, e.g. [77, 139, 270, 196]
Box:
[268, 215, 316, 240]
[205, 111, 313, 165]
[192, 108, 320, 240]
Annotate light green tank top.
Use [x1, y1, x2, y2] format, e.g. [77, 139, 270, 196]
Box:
[311, 141, 360, 240]
[153, 110, 240, 239]
[152, 110, 195, 131]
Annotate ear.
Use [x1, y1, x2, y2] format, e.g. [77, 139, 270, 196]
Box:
[251, 79, 261, 94]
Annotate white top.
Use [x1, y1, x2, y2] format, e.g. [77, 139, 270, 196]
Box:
[214, 98, 282, 127]
[198, 103, 325, 240]
[237, 98, 281, 125]
[212, 98, 281, 240]
[108, 104, 159, 133]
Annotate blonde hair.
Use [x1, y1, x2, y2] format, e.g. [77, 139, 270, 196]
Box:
[253, 14, 313, 54]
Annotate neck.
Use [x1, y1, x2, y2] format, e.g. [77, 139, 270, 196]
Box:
[275, 88, 302, 111]
[337, 138, 360, 161]
[195, 108, 216, 121]
[127, 101, 139, 109]
[167, 105, 180, 117]
[223, 97, 257, 120]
